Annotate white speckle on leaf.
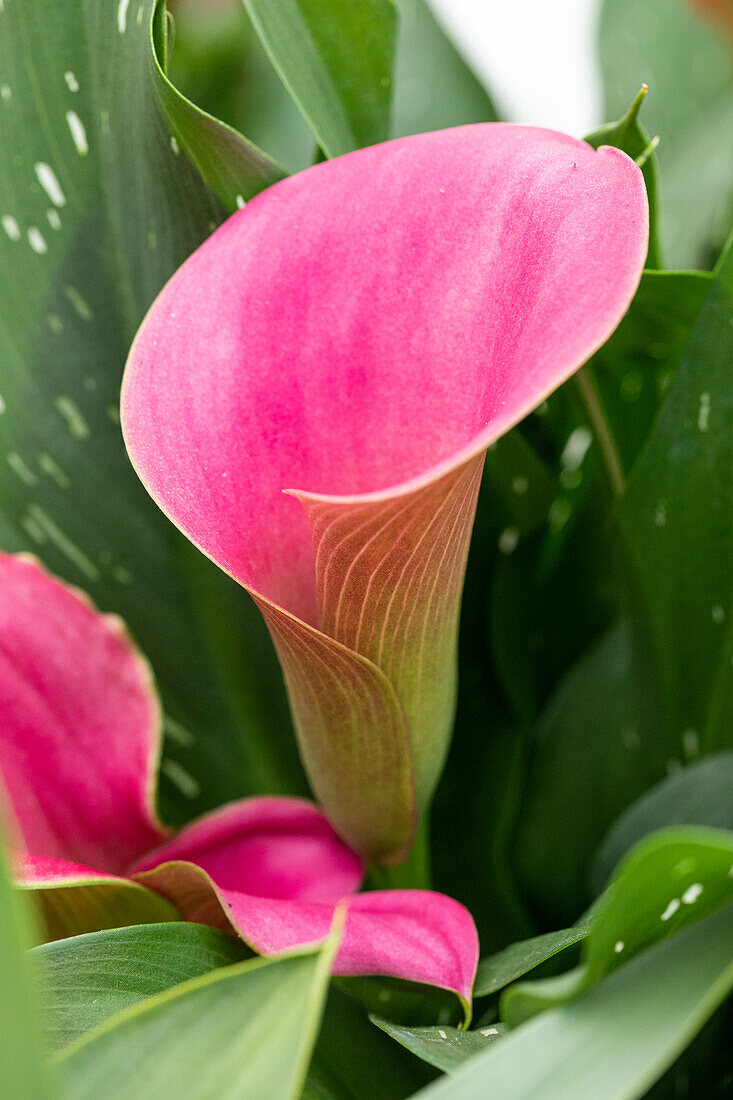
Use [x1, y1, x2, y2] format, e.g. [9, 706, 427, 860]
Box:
[136, 3, 144, 25]
[161, 759, 200, 798]
[697, 392, 711, 432]
[47, 313, 63, 334]
[47, 209, 62, 230]
[0, 84, 11, 102]
[66, 110, 88, 155]
[54, 395, 90, 439]
[682, 883, 703, 905]
[117, 0, 131, 32]
[0, 393, 5, 414]
[236, 194, 246, 209]
[481, 1028, 499, 1036]
[682, 729, 699, 759]
[21, 514, 47, 544]
[2, 214, 20, 240]
[498, 526, 519, 555]
[64, 285, 93, 321]
[712, 605, 725, 624]
[437, 1030, 447, 1039]
[560, 427, 593, 471]
[622, 725, 641, 750]
[64, 70, 79, 92]
[38, 452, 70, 489]
[614, 941, 624, 953]
[661, 899, 680, 921]
[170, 135, 180, 156]
[27, 227, 47, 253]
[34, 162, 66, 207]
[549, 498, 572, 531]
[512, 475, 528, 495]
[164, 716, 194, 746]
[7, 453, 38, 486]
[26, 505, 99, 581]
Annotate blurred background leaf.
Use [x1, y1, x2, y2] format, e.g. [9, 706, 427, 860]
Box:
[620, 236, 733, 760]
[241, 0, 398, 157]
[0, 834, 57, 1098]
[600, 0, 733, 268]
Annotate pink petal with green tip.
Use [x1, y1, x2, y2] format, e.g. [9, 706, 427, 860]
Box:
[135, 857, 478, 1006]
[122, 123, 648, 862]
[131, 795, 477, 1004]
[14, 855, 178, 941]
[0, 552, 167, 873]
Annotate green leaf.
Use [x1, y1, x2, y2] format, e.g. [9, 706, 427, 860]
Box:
[0, 839, 57, 1098]
[585, 828, 733, 984]
[586, 85, 662, 268]
[514, 621, 667, 926]
[504, 827, 733, 1026]
[474, 924, 590, 998]
[593, 752, 733, 891]
[620, 236, 733, 758]
[57, 935, 340, 1099]
[599, 0, 733, 268]
[151, 0, 285, 210]
[372, 1019, 505, 1074]
[303, 987, 434, 1098]
[392, 0, 498, 137]
[0, 0, 304, 824]
[414, 902, 733, 1100]
[587, 270, 712, 476]
[34, 922, 248, 1050]
[242, 0, 398, 157]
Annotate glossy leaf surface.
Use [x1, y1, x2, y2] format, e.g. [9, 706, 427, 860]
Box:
[415, 904, 733, 1100]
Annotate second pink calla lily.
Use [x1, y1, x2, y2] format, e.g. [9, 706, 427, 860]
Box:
[0, 551, 479, 1011]
[122, 123, 648, 863]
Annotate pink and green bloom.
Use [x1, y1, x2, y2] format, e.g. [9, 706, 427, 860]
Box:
[0, 552, 478, 1010]
[122, 122, 648, 864]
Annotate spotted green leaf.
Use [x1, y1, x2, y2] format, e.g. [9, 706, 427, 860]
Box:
[0, 0, 303, 825]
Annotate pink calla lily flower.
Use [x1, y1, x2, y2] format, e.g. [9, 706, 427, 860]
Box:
[0, 552, 478, 1010]
[122, 123, 648, 863]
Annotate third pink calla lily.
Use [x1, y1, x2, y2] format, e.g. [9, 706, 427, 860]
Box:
[122, 123, 648, 863]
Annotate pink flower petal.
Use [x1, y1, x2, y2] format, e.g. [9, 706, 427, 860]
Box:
[130, 796, 364, 902]
[134, 856, 478, 1006]
[0, 552, 167, 873]
[123, 125, 647, 860]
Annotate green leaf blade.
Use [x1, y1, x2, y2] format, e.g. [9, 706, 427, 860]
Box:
[58, 939, 338, 1100]
[415, 904, 733, 1100]
[243, 0, 398, 157]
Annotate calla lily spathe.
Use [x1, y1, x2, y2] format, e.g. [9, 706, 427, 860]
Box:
[0, 552, 478, 1009]
[122, 123, 648, 862]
